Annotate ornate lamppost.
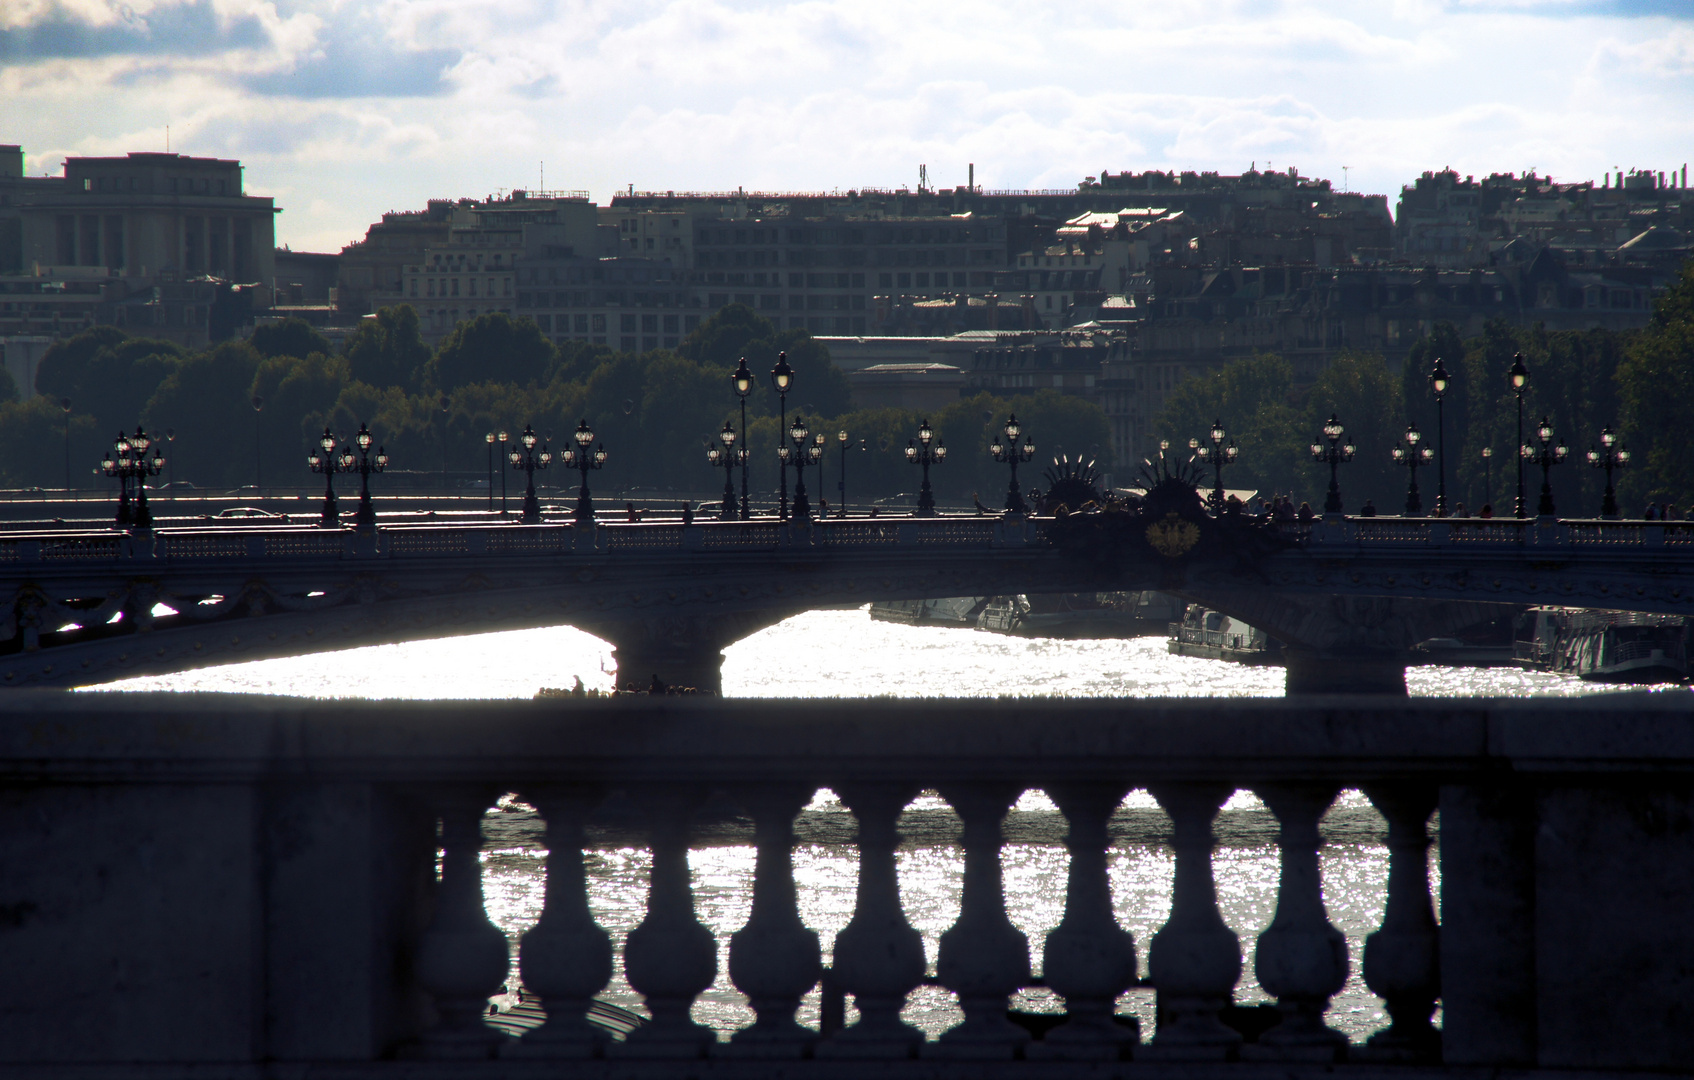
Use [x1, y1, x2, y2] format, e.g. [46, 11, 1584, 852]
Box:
[1586, 427, 1630, 519]
[1430, 357, 1450, 516]
[165, 428, 176, 498]
[1481, 446, 1493, 512]
[349, 422, 389, 532]
[1392, 422, 1435, 516]
[60, 397, 72, 496]
[561, 419, 607, 526]
[1188, 417, 1238, 513]
[707, 421, 746, 521]
[100, 427, 164, 530]
[484, 431, 497, 512]
[836, 429, 864, 518]
[905, 418, 947, 517]
[306, 427, 348, 527]
[990, 414, 1036, 514]
[732, 358, 753, 520]
[251, 394, 264, 497]
[1509, 352, 1529, 518]
[778, 414, 823, 522]
[1521, 415, 1568, 519]
[1310, 413, 1355, 515]
[508, 424, 552, 525]
[770, 352, 794, 520]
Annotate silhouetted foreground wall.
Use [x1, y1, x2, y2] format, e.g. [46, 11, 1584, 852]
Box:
[1, 692, 1692, 1076]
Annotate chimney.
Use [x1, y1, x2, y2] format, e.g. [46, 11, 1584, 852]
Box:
[969, 163, 975, 194]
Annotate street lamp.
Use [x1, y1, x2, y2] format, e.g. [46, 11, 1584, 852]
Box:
[905, 418, 947, 517]
[1586, 427, 1630, 519]
[484, 432, 497, 513]
[1188, 417, 1238, 513]
[60, 397, 72, 496]
[165, 428, 176, 499]
[990, 413, 1035, 514]
[778, 414, 823, 522]
[306, 427, 347, 527]
[836, 429, 863, 518]
[1310, 412, 1355, 515]
[770, 352, 794, 520]
[349, 422, 389, 532]
[100, 427, 164, 531]
[251, 394, 264, 498]
[1481, 446, 1493, 512]
[1391, 422, 1435, 516]
[561, 419, 607, 526]
[1509, 352, 1529, 518]
[1521, 415, 1568, 519]
[509, 424, 552, 525]
[733, 357, 753, 520]
[707, 421, 746, 521]
[1430, 356, 1450, 516]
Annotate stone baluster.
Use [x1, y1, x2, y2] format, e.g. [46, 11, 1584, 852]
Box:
[1246, 783, 1349, 1060]
[1361, 783, 1441, 1062]
[1038, 783, 1137, 1058]
[511, 787, 613, 1059]
[414, 789, 511, 1059]
[931, 783, 1031, 1058]
[1144, 784, 1243, 1059]
[614, 787, 719, 1058]
[727, 786, 823, 1057]
[817, 784, 927, 1059]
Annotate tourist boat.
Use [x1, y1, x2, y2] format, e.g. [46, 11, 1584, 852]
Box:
[867, 596, 986, 626]
[1166, 605, 1283, 665]
[975, 591, 1184, 639]
[1514, 607, 1691, 684]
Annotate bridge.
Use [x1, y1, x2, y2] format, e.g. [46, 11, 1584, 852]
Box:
[3, 507, 1693, 693]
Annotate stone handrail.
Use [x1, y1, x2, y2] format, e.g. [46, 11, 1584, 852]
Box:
[5, 693, 1692, 1072]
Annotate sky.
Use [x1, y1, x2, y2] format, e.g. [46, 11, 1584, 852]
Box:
[1, 0, 1691, 253]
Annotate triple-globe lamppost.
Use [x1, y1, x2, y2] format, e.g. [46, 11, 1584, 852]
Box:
[307, 427, 351, 527]
[1392, 422, 1435, 516]
[989, 414, 1035, 514]
[349, 423, 388, 532]
[906, 418, 947, 517]
[1509, 352, 1530, 518]
[707, 422, 747, 521]
[1586, 427, 1630, 519]
[1430, 357, 1451, 516]
[770, 352, 794, 521]
[561, 419, 607, 526]
[100, 427, 164, 530]
[732, 359, 753, 520]
[1310, 413, 1355, 514]
[1188, 417, 1238, 513]
[509, 424, 552, 525]
[778, 415, 823, 522]
[1522, 416, 1568, 518]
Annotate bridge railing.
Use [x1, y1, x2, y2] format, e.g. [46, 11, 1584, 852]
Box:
[6, 695, 1690, 1070]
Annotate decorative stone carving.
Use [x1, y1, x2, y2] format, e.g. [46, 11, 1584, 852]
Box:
[726, 786, 822, 1057]
[1361, 783, 1441, 1062]
[414, 788, 511, 1059]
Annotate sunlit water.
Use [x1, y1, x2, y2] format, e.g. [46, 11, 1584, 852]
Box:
[90, 607, 1685, 1043]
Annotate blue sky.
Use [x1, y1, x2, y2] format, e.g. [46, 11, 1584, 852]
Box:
[2, 0, 1690, 252]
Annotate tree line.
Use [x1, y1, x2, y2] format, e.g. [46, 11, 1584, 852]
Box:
[1155, 261, 1694, 518]
[0, 304, 1111, 511]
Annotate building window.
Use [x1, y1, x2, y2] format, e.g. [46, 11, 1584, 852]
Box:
[915, 273, 929, 288]
[592, 314, 607, 332]
[576, 314, 590, 333]
[410, 280, 418, 297]
[451, 279, 460, 297]
[621, 314, 637, 332]
[621, 336, 637, 350]
[663, 315, 679, 333]
[642, 314, 658, 332]
[897, 273, 910, 288]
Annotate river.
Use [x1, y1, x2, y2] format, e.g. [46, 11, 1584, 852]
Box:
[86, 608, 1687, 1043]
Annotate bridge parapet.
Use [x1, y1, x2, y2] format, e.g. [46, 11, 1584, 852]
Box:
[3, 694, 1692, 1071]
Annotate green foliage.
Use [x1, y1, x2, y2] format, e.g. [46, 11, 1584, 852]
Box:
[1619, 261, 1694, 509]
[426, 312, 556, 392]
[33, 326, 128, 400]
[678, 303, 851, 418]
[1156, 354, 1305, 502]
[140, 341, 264, 491]
[250, 317, 331, 361]
[0, 363, 17, 405]
[343, 305, 431, 390]
[1303, 351, 1404, 514]
[0, 396, 99, 490]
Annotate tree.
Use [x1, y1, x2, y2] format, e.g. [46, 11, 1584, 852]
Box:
[1157, 354, 1305, 502]
[141, 341, 263, 490]
[426, 312, 555, 392]
[33, 326, 128, 400]
[678, 304, 853, 417]
[1303, 351, 1403, 514]
[251, 317, 331, 361]
[343, 305, 432, 390]
[1619, 259, 1694, 507]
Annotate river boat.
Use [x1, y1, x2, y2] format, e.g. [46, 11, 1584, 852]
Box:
[1514, 607, 1691, 683]
[868, 596, 986, 626]
[1166, 605, 1283, 665]
[975, 591, 1184, 639]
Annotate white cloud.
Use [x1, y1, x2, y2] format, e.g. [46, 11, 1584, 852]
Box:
[1, 0, 1689, 250]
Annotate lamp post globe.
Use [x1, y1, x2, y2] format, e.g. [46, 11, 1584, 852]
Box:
[308, 426, 347, 527]
[347, 422, 387, 533]
[100, 425, 165, 532]
[908, 418, 945, 517]
[1392, 422, 1435, 516]
[1587, 426, 1628, 518]
[1311, 413, 1355, 515]
[508, 423, 551, 525]
[1522, 414, 1567, 518]
[708, 421, 744, 521]
[990, 413, 1036, 515]
[769, 352, 795, 520]
[1509, 352, 1529, 518]
[1430, 356, 1451, 515]
[563, 418, 606, 526]
[1190, 417, 1238, 513]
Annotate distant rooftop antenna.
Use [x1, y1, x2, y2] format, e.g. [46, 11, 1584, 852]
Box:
[919, 164, 928, 193]
[1342, 165, 1350, 191]
[165, 125, 170, 153]
[540, 161, 544, 192]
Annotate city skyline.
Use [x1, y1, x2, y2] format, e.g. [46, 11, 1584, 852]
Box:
[2, 0, 1692, 253]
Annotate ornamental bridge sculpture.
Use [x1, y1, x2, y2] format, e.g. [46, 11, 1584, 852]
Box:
[5, 474, 1694, 692]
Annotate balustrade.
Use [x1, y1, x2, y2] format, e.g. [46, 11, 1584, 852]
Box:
[8, 697, 1694, 1072]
